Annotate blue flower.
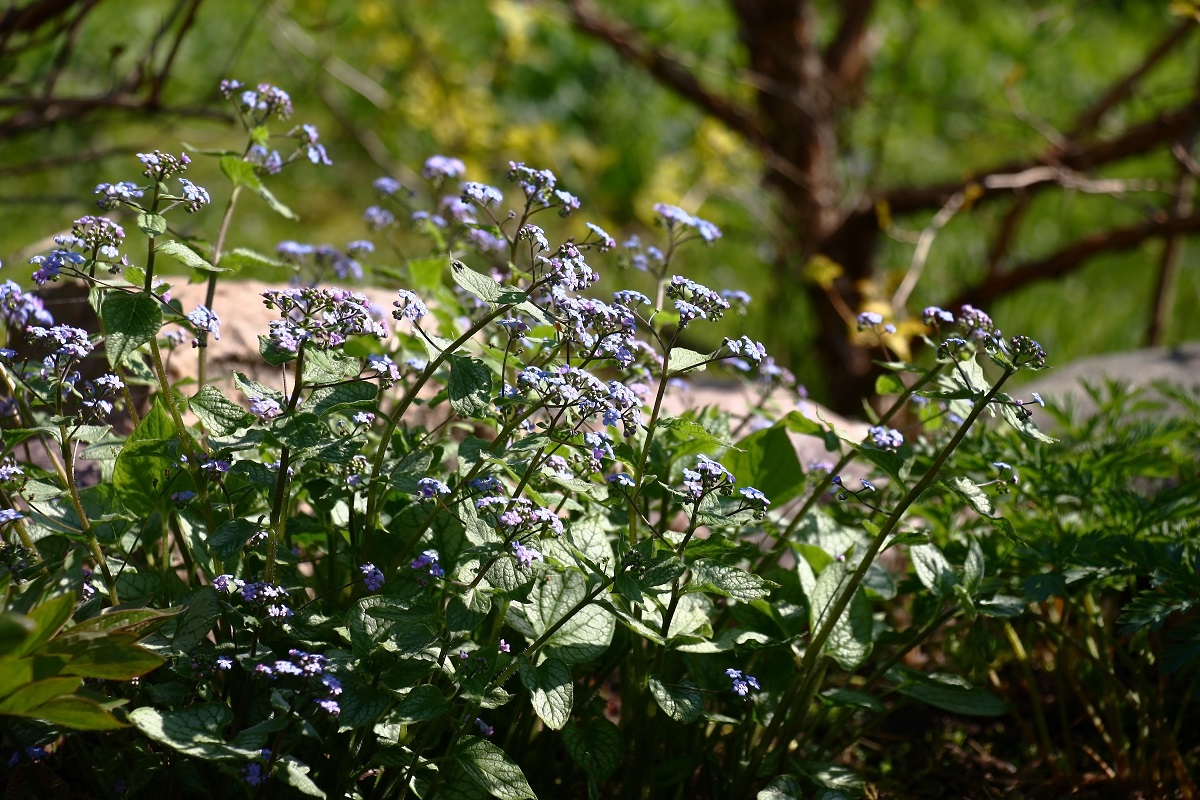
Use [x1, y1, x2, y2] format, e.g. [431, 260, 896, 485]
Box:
[725, 668, 761, 696]
[422, 155, 466, 181]
[868, 425, 903, 450]
[360, 562, 385, 592]
[416, 477, 450, 499]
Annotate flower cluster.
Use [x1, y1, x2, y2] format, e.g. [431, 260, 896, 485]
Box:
[214, 575, 293, 618]
[360, 562, 385, 592]
[137, 150, 191, 181]
[0, 280, 54, 328]
[253, 649, 343, 716]
[261, 287, 388, 354]
[423, 155, 466, 182]
[186, 305, 221, 345]
[476, 495, 564, 538]
[222, 79, 293, 122]
[93, 181, 144, 210]
[726, 668, 761, 697]
[653, 203, 721, 244]
[667, 276, 731, 327]
[57, 216, 126, 264]
[392, 289, 429, 323]
[511, 540, 544, 569]
[681, 455, 735, 501]
[507, 161, 580, 217]
[868, 425, 904, 450]
[410, 549, 445, 580]
[29, 249, 84, 285]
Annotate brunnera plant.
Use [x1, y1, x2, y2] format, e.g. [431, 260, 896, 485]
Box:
[0, 80, 1056, 799]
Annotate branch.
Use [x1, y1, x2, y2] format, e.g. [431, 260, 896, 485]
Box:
[562, 0, 765, 149]
[823, 0, 875, 91]
[881, 102, 1200, 214]
[1069, 18, 1197, 139]
[949, 210, 1200, 310]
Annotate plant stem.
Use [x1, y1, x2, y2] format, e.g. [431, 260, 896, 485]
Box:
[737, 365, 1013, 796]
[197, 184, 242, 388]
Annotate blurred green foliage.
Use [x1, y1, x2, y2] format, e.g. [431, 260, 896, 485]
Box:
[2, 0, 1198, 399]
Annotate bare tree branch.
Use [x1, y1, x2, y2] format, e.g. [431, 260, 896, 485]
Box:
[823, 0, 875, 92]
[1069, 18, 1197, 139]
[881, 102, 1200, 214]
[950, 210, 1200, 310]
[563, 0, 766, 149]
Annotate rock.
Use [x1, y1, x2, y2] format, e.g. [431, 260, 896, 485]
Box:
[1021, 342, 1200, 422]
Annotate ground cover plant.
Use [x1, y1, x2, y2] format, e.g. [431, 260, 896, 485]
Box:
[1, 81, 1195, 799]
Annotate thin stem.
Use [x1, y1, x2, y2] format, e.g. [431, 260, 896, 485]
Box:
[198, 183, 243, 387]
[737, 365, 1014, 796]
[59, 425, 118, 603]
[265, 345, 308, 585]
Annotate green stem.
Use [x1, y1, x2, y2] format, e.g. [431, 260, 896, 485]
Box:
[59, 424, 118, 604]
[737, 365, 1013, 796]
[197, 184, 243, 388]
[265, 345, 308, 585]
[364, 301, 525, 532]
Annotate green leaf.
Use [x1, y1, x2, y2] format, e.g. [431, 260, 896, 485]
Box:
[255, 183, 299, 219]
[757, 775, 805, 800]
[208, 519, 263, 561]
[963, 537, 985, 594]
[874, 373, 907, 395]
[0, 677, 80, 714]
[14, 694, 126, 730]
[60, 640, 163, 680]
[112, 399, 176, 517]
[996, 394, 1058, 443]
[278, 756, 326, 798]
[302, 348, 358, 384]
[0, 615, 35, 657]
[221, 248, 289, 273]
[447, 589, 492, 634]
[451, 259, 525, 305]
[508, 570, 614, 664]
[819, 688, 884, 713]
[519, 656, 573, 730]
[910, 543, 957, 597]
[190, 385, 253, 436]
[648, 676, 703, 723]
[276, 413, 326, 450]
[16, 593, 75, 657]
[724, 424, 805, 506]
[128, 703, 254, 759]
[455, 736, 536, 800]
[304, 381, 377, 416]
[944, 476, 994, 517]
[171, 590, 221, 653]
[687, 559, 776, 603]
[897, 675, 1009, 716]
[219, 155, 258, 187]
[810, 561, 873, 670]
[394, 685, 449, 723]
[448, 354, 493, 418]
[102, 292, 162, 368]
[666, 347, 710, 375]
[156, 240, 224, 272]
[137, 212, 168, 237]
[407, 255, 444, 293]
[562, 717, 621, 781]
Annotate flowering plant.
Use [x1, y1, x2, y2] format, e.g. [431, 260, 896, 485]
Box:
[0, 81, 1082, 799]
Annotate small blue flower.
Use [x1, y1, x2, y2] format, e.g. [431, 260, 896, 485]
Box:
[868, 425, 903, 450]
[360, 562, 385, 592]
[857, 311, 884, 329]
[725, 668, 761, 697]
[416, 477, 450, 499]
